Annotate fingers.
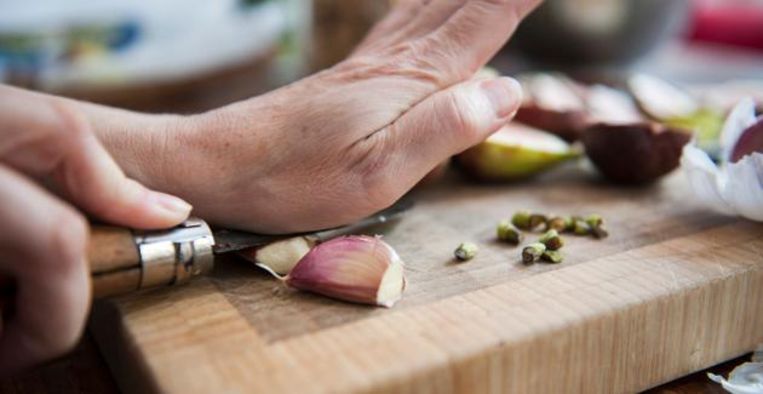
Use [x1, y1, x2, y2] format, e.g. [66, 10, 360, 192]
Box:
[352, 0, 464, 57]
[353, 0, 424, 54]
[361, 77, 522, 192]
[419, 0, 541, 79]
[47, 103, 192, 229]
[428, 0, 540, 80]
[0, 85, 191, 229]
[0, 165, 90, 375]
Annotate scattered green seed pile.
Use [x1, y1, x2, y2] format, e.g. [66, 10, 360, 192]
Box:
[453, 211, 609, 264]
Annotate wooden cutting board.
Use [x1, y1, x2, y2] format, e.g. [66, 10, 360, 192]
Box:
[89, 167, 763, 394]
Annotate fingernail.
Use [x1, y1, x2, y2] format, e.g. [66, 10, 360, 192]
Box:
[481, 77, 523, 119]
[152, 192, 193, 220]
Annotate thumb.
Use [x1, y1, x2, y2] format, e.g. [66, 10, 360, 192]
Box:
[374, 76, 522, 185]
[0, 86, 191, 229]
[49, 102, 192, 229]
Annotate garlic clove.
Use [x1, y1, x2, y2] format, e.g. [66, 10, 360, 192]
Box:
[457, 123, 580, 182]
[285, 236, 405, 307]
[239, 236, 316, 277]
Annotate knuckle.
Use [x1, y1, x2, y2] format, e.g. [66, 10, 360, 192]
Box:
[385, 40, 452, 86]
[45, 207, 88, 274]
[44, 99, 91, 145]
[444, 90, 481, 140]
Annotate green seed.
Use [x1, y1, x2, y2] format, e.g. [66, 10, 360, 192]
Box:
[541, 250, 564, 264]
[454, 242, 479, 261]
[522, 242, 546, 264]
[528, 213, 548, 231]
[585, 214, 609, 239]
[512, 211, 546, 231]
[511, 211, 531, 230]
[573, 219, 591, 236]
[497, 220, 523, 245]
[585, 214, 604, 229]
[564, 216, 576, 232]
[547, 216, 568, 232]
[538, 229, 564, 251]
[591, 225, 609, 239]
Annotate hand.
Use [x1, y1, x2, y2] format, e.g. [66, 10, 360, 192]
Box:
[91, 0, 541, 233]
[0, 85, 192, 375]
[156, 0, 540, 232]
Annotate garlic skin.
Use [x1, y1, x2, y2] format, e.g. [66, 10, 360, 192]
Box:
[708, 363, 763, 394]
[285, 236, 405, 307]
[239, 236, 316, 276]
[681, 98, 763, 221]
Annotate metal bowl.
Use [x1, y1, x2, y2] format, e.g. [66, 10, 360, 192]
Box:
[511, 0, 690, 67]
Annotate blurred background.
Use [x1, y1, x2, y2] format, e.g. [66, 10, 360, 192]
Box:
[1, 0, 762, 113]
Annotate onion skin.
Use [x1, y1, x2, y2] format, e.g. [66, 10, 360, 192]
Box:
[680, 98, 763, 222]
[582, 122, 691, 184]
[731, 118, 763, 163]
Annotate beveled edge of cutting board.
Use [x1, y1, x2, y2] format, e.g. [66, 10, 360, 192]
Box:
[90, 221, 763, 394]
[89, 300, 161, 394]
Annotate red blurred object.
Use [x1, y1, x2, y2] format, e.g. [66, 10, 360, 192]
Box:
[688, 1, 763, 51]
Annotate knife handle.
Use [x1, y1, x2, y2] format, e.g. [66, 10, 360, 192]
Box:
[89, 226, 141, 297]
[89, 218, 215, 298]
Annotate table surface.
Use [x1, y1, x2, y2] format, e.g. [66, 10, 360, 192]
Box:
[0, 332, 745, 394]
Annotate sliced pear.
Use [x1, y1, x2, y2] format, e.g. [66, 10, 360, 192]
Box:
[458, 123, 580, 181]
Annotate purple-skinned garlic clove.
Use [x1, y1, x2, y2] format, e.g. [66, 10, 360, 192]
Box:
[285, 236, 406, 307]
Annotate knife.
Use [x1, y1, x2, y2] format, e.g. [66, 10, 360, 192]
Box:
[88, 198, 414, 298]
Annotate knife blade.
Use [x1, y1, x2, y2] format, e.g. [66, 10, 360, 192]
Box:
[211, 197, 414, 253]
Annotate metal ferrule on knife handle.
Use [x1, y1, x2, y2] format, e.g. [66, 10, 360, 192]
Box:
[89, 218, 215, 298]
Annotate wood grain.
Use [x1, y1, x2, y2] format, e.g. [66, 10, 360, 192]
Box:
[90, 169, 763, 393]
[88, 226, 139, 274]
